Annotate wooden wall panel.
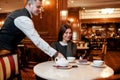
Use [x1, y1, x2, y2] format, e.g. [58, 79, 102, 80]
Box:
[33, 0, 57, 35]
[68, 7, 80, 22]
[0, 13, 8, 28]
[32, 0, 68, 44]
[32, 0, 58, 44]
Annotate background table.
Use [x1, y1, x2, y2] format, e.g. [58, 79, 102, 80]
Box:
[33, 61, 114, 80]
[77, 46, 90, 59]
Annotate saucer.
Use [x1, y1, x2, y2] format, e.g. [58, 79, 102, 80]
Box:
[68, 60, 76, 63]
[91, 63, 106, 68]
[77, 61, 91, 65]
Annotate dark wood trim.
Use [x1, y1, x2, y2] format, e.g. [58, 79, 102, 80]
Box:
[81, 18, 120, 23]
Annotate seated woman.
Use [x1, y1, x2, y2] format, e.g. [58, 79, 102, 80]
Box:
[51, 24, 77, 59]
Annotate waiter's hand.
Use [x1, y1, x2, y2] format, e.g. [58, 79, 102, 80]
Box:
[54, 52, 64, 58]
[57, 52, 64, 58]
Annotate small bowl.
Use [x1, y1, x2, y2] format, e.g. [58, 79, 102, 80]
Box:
[93, 60, 104, 66]
[67, 57, 75, 62]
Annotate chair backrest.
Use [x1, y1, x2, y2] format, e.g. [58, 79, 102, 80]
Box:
[101, 43, 107, 60]
[90, 43, 107, 61]
[101, 43, 107, 55]
[0, 53, 21, 80]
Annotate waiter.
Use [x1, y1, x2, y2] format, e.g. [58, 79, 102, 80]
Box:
[0, 0, 64, 58]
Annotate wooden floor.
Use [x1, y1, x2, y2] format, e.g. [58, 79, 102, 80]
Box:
[20, 50, 120, 80]
[21, 68, 36, 80]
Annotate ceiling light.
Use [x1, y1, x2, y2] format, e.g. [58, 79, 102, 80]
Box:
[71, 0, 74, 3]
[101, 8, 114, 14]
[60, 10, 68, 20]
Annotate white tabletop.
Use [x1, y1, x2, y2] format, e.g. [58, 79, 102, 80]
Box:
[33, 61, 114, 80]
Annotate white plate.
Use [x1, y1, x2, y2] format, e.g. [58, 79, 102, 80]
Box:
[91, 63, 106, 68]
[76, 61, 91, 65]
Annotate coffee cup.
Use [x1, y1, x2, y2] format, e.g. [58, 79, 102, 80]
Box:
[67, 57, 75, 62]
[93, 60, 104, 66]
[55, 57, 69, 66]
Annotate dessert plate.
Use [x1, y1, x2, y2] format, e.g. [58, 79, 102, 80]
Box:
[53, 65, 72, 69]
[91, 63, 106, 68]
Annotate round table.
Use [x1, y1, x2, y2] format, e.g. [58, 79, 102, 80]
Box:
[33, 61, 114, 80]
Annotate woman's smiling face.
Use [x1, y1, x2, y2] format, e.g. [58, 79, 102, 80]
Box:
[62, 28, 72, 42]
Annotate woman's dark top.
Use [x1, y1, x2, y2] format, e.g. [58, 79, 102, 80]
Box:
[51, 41, 77, 58]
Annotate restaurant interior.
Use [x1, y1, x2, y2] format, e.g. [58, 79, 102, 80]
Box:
[0, 0, 120, 80]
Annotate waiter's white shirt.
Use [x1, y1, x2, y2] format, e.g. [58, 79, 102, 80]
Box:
[14, 10, 56, 57]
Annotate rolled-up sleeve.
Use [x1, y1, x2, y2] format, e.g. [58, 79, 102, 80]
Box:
[14, 16, 57, 57]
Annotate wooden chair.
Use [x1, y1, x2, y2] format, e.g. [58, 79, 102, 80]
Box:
[0, 53, 21, 80]
[90, 42, 107, 61]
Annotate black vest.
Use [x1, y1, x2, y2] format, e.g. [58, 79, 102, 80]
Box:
[0, 8, 31, 51]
